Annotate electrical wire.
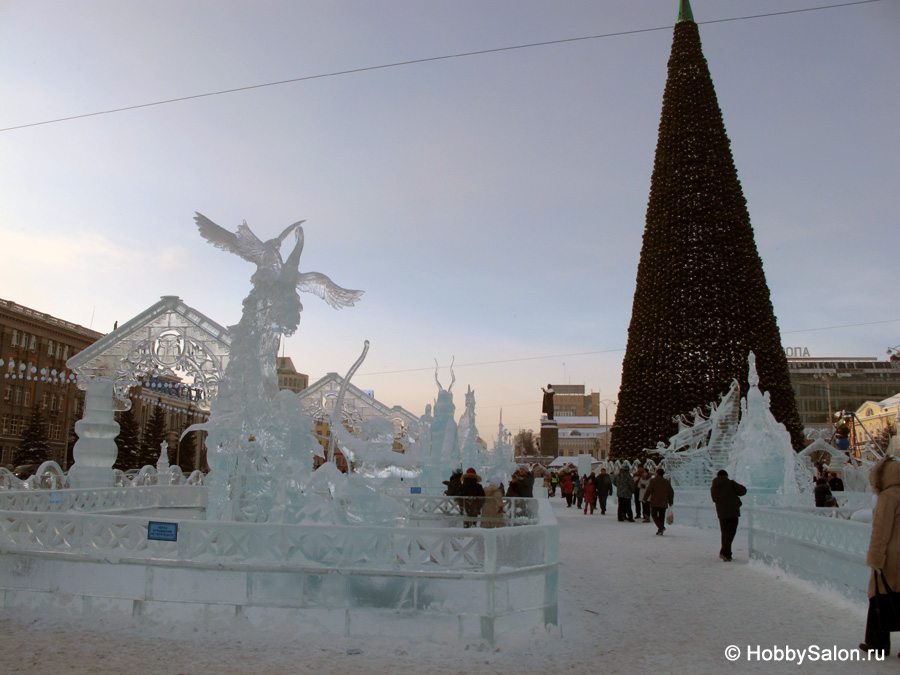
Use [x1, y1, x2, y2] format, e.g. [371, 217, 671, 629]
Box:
[354, 318, 900, 377]
[0, 0, 884, 134]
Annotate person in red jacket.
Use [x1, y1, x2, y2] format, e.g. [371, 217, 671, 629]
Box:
[560, 472, 574, 507]
[583, 473, 597, 514]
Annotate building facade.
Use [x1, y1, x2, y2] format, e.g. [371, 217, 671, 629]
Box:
[277, 356, 309, 394]
[556, 416, 605, 460]
[0, 298, 103, 468]
[786, 357, 900, 429]
[550, 384, 600, 418]
[853, 394, 899, 456]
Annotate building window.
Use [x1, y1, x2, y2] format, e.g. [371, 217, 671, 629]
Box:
[50, 395, 57, 412]
[52, 422, 61, 441]
[42, 392, 48, 409]
[14, 387, 21, 405]
[23, 389, 31, 407]
[11, 330, 19, 347]
[63, 345, 69, 360]
[10, 415, 19, 435]
[1, 414, 8, 434]
[29, 335, 36, 351]
[56, 343, 62, 358]
[47, 340, 54, 356]
[3, 386, 10, 402]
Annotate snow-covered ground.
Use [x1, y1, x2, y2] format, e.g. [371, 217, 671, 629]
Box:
[2, 497, 894, 674]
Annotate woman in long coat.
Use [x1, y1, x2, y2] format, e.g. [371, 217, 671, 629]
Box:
[860, 456, 900, 655]
[481, 476, 505, 528]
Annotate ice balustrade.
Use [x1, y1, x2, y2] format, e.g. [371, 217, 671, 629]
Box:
[0, 495, 549, 571]
[748, 506, 873, 602]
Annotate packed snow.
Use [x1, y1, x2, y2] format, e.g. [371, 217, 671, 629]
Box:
[2, 496, 893, 674]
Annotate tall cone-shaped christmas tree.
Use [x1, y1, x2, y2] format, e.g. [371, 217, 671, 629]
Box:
[609, 0, 804, 460]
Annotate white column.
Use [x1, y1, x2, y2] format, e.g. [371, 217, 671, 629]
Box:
[67, 378, 120, 489]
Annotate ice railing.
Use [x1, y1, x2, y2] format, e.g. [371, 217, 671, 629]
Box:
[0, 497, 552, 574]
[0, 463, 205, 491]
[0, 486, 537, 526]
[748, 507, 872, 565]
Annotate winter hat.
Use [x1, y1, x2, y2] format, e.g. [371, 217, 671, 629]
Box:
[489, 476, 502, 488]
[466, 467, 476, 474]
[717, 470, 728, 477]
[623, 463, 631, 471]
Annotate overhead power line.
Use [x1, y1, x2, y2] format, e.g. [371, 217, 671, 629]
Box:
[0, 0, 883, 134]
[356, 318, 900, 377]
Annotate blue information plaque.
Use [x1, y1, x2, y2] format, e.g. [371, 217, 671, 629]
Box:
[409, 487, 422, 494]
[147, 521, 178, 542]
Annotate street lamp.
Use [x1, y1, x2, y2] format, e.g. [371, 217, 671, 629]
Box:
[813, 370, 851, 424]
[598, 399, 617, 458]
[887, 346, 900, 362]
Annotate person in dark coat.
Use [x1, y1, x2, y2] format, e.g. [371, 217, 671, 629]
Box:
[613, 464, 635, 522]
[814, 477, 837, 507]
[710, 469, 747, 562]
[595, 468, 613, 515]
[515, 465, 535, 498]
[443, 469, 462, 496]
[644, 468, 674, 535]
[459, 468, 485, 528]
[828, 472, 844, 492]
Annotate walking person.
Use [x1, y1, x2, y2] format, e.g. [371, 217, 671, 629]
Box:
[710, 469, 747, 562]
[583, 473, 597, 514]
[596, 468, 613, 515]
[632, 463, 645, 521]
[859, 456, 900, 657]
[644, 468, 674, 535]
[574, 475, 584, 510]
[613, 464, 635, 522]
[637, 467, 652, 522]
[561, 472, 574, 507]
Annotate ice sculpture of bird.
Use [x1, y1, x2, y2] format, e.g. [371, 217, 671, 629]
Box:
[194, 212, 363, 309]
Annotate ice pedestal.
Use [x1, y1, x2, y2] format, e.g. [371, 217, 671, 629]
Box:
[67, 379, 119, 489]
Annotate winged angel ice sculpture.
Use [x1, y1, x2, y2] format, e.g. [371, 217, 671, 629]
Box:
[193, 213, 363, 521]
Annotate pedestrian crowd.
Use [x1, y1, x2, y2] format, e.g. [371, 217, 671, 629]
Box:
[439, 455, 899, 659]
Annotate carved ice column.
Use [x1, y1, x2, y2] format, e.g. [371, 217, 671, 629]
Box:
[67, 379, 120, 489]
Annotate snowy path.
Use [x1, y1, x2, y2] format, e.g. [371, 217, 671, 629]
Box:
[2, 497, 895, 674]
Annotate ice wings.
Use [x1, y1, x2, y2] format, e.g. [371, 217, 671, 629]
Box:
[194, 212, 363, 309]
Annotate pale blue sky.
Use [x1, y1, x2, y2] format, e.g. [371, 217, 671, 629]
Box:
[1, 0, 898, 437]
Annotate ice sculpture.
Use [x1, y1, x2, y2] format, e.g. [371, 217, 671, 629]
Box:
[193, 213, 363, 522]
[661, 380, 740, 487]
[428, 359, 460, 481]
[486, 410, 517, 484]
[656, 352, 812, 493]
[457, 385, 484, 472]
[727, 353, 812, 494]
